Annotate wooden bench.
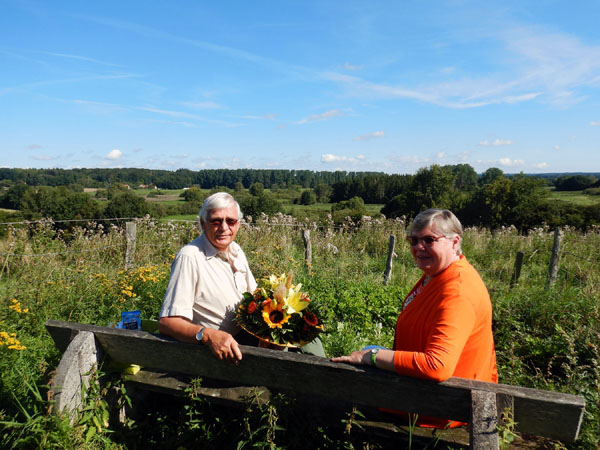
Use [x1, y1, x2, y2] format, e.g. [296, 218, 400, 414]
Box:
[45, 320, 585, 449]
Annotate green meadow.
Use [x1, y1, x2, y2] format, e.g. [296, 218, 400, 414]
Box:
[0, 215, 598, 448]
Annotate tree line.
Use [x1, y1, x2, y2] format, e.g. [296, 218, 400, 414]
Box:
[0, 167, 378, 190]
[0, 166, 598, 231]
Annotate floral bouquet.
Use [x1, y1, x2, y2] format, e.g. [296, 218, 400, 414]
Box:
[236, 272, 323, 347]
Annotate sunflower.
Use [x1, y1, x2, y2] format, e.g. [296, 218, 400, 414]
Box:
[262, 302, 291, 328]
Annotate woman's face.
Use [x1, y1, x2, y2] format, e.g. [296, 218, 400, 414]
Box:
[408, 225, 460, 277]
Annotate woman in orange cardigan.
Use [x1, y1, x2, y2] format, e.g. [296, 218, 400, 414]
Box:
[332, 209, 497, 427]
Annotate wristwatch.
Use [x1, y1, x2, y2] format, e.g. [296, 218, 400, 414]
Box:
[370, 348, 380, 367]
[195, 327, 206, 344]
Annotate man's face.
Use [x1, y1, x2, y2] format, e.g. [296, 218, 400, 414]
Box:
[201, 204, 240, 252]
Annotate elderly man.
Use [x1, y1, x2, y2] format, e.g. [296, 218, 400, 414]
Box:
[159, 192, 256, 363]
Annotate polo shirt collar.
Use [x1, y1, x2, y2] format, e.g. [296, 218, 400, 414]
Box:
[198, 233, 240, 261]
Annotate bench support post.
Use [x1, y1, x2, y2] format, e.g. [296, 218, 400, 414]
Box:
[470, 389, 499, 449]
[50, 331, 102, 422]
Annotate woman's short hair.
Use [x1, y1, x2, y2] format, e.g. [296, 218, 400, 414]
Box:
[198, 192, 242, 224]
[409, 208, 463, 255]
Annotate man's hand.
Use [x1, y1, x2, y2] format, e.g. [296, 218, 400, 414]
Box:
[158, 316, 242, 363]
[203, 328, 242, 362]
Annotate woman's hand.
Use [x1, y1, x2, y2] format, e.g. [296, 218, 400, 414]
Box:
[331, 349, 370, 365]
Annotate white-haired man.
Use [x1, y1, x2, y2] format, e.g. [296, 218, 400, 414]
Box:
[159, 192, 256, 363]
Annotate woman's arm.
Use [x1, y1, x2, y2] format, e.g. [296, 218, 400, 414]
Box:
[330, 348, 395, 371]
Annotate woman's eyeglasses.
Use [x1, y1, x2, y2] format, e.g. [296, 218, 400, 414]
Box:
[406, 235, 447, 246]
[208, 218, 239, 228]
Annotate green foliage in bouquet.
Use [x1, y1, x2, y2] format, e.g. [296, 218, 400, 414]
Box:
[236, 272, 323, 347]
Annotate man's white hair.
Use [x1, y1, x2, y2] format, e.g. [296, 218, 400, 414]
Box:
[198, 192, 242, 224]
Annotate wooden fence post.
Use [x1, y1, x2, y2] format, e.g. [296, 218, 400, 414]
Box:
[302, 229, 312, 267]
[547, 227, 562, 286]
[510, 251, 524, 288]
[125, 222, 137, 270]
[383, 235, 396, 286]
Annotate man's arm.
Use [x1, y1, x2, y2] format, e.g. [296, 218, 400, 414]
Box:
[158, 316, 243, 362]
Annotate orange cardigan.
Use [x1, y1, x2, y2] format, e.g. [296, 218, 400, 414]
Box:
[389, 256, 497, 428]
[393, 256, 497, 383]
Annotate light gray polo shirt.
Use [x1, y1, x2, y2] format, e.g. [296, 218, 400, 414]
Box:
[160, 233, 257, 335]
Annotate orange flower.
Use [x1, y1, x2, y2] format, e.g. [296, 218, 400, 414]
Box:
[262, 302, 290, 329]
[303, 311, 318, 327]
[247, 301, 257, 314]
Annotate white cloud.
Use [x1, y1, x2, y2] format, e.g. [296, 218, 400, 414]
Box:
[497, 158, 524, 167]
[479, 139, 514, 147]
[106, 149, 123, 160]
[554, 145, 560, 151]
[532, 162, 549, 169]
[353, 130, 384, 141]
[591, 121, 600, 126]
[435, 152, 446, 159]
[33, 155, 55, 161]
[321, 154, 365, 163]
[298, 109, 343, 124]
[27, 144, 42, 149]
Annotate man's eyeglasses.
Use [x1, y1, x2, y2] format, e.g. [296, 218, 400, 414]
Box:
[406, 235, 447, 246]
[208, 218, 239, 228]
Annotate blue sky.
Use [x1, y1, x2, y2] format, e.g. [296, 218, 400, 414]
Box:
[2, 1, 600, 174]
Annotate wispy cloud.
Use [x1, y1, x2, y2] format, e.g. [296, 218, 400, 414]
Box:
[73, 99, 129, 113]
[235, 113, 279, 120]
[73, 14, 314, 81]
[33, 154, 56, 161]
[353, 131, 384, 141]
[323, 25, 600, 109]
[532, 162, 549, 169]
[180, 101, 222, 110]
[138, 106, 243, 127]
[27, 144, 43, 150]
[591, 121, 600, 126]
[344, 62, 363, 71]
[42, 51, 122, 67]
[0, 73, 142, 97]
[479, 139, 514, 146]
[298, 109, 344, 124]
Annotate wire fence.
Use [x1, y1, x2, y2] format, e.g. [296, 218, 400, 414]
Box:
[0, 217, 597, 290]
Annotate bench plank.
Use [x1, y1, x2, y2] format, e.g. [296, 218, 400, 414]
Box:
[45, 320, 585, 442]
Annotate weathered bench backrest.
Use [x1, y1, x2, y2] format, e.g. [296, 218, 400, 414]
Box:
[46, 320, 585, 444]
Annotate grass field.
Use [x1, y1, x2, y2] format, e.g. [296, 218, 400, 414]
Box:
[548, 189, 600, 206]
[0, 216, 598, 448]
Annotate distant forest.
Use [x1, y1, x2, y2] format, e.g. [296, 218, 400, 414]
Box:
[1, 166, 599, 231]
[0, 167, 378, 190]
